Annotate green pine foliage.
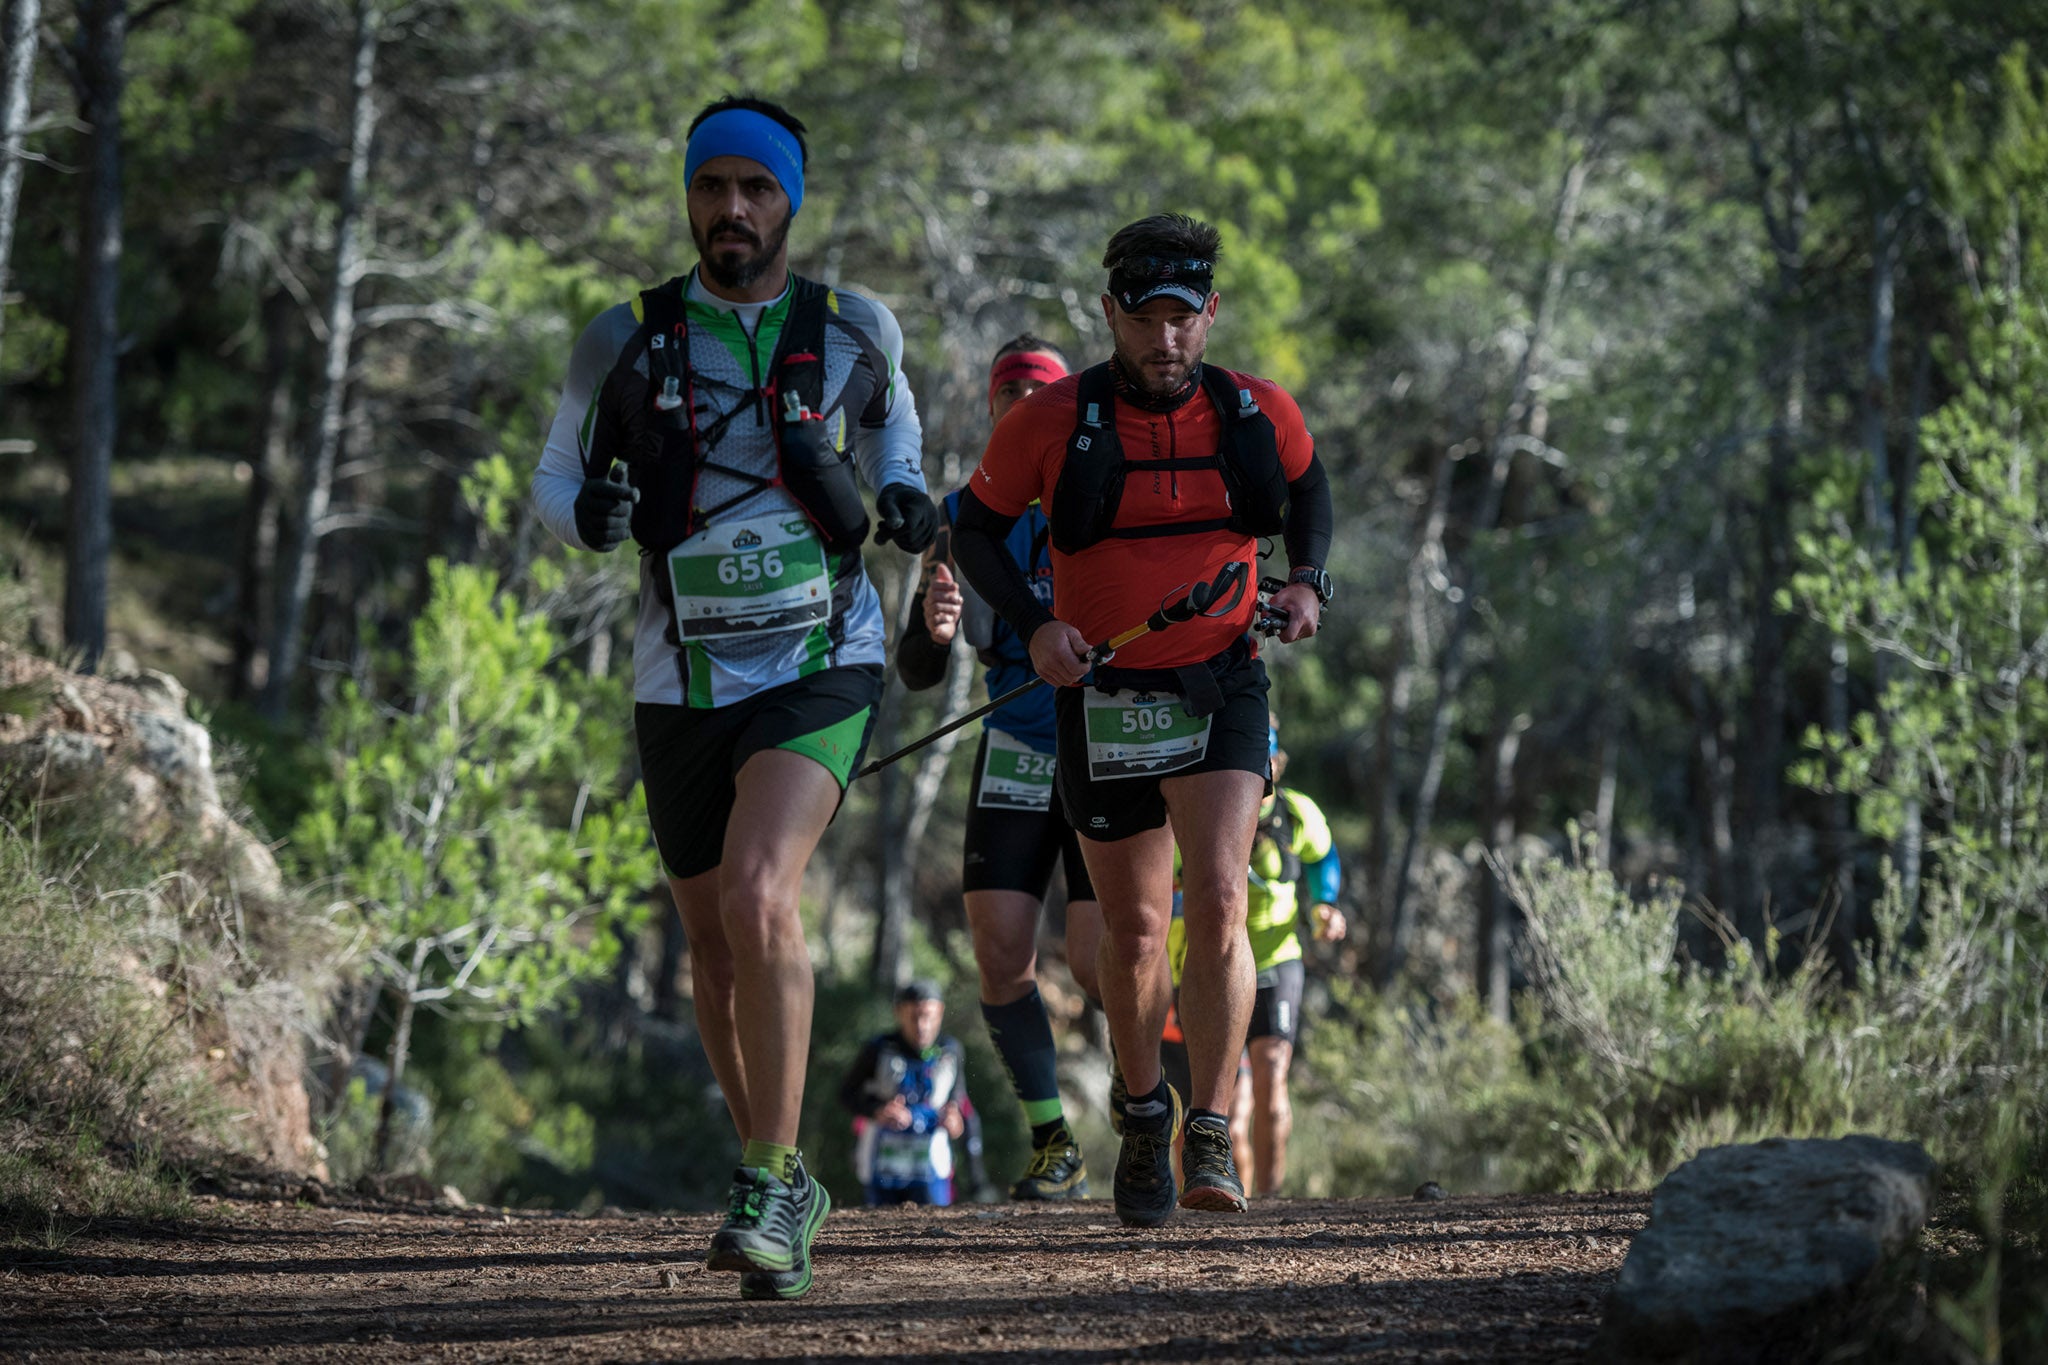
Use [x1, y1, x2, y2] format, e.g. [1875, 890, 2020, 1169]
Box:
[290, 560, 658, 1180]
[293, 560, 656, 1030]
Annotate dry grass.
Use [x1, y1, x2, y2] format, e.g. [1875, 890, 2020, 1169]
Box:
[0, 742, 341, 1243]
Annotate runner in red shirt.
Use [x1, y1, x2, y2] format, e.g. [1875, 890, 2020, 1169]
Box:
[950, 213, 1334, 1227]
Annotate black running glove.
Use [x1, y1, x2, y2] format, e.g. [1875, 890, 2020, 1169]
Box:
[574, 467, 639, 552]
[873, 483, 938, 553]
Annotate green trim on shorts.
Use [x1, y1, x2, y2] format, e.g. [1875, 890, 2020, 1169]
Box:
[777, 705, 871, 787]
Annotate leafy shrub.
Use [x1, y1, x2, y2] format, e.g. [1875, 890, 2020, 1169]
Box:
[1293, 985, 1544, 1197]
[1291, 839, 2045, 1199]
[291, 560, 658, 1172]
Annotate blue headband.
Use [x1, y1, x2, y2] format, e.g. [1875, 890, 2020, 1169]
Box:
[685, 109, 805, 216]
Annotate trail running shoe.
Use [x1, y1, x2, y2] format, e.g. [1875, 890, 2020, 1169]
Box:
[1113, 1085, 1182, 1228]
[1179, 1114, 1248, 1211]
[1010, 1127, 1089, 1201]
[739, 1238, 813, 1301]
[1108, 1051, 1128, 1138]
[705, 1160, 831, 1275]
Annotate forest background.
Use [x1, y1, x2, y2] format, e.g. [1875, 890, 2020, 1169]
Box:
[1, 0, 2044, 1349]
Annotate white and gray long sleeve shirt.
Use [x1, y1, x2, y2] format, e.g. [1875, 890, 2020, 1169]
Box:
[533, 270, 925, 707]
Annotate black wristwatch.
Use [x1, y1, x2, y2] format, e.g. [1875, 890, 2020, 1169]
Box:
[1288, 565, 1334, 607]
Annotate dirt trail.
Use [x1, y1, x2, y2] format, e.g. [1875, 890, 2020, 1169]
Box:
[0, 1191, 1647, 1362]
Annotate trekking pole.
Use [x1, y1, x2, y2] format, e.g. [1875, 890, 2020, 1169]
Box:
[855, 560, 1249, 781]
[1254, 576, 1293, 636]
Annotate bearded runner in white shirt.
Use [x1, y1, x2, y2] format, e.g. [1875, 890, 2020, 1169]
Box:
[532, 94, 934, 1303]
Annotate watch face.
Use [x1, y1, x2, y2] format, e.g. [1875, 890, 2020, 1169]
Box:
[1290, 568, 1332, 605]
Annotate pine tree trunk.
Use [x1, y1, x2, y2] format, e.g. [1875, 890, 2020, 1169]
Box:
[901, 638, 975, 893]
[0, 0, 43, 342]
[263, 0, 379, 718]
[1893, 343, 1931, 913]
[869, 558, 975, 991]
[870, 561, 917, 991]
[1697, 622, 1741, 922]
[372, 953, 423, 1174]
[1824, 632, 1855, 970]
[1367, 441, 1449, 977]
[1477, 710, 1529, 1021]
[1592, 710, 1619, 869]
[229, 288, 297, 700]
[410, 353, 481, 617]
[1380, 149, 1588, 987]
[317, 975, 377, 1120]
[62, 0, 124, 672]
[1822, 204, 1905, 970]
[1730, 6, 1809, 944]
[874, 752, 908, 989]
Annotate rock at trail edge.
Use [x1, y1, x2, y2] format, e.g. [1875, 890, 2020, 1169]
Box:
[1595, 1134, 1935, 1364]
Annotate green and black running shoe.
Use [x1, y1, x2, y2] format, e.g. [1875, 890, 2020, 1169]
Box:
[1179, 1114, 1248, 1212]
[1112, 1085, 1182, 1228]
[1010, 1126, 1089, 1201]
[705, 1160, 831, 1277]
[739, 1240, 813, 1301]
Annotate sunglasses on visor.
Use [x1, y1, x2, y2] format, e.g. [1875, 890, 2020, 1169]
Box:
[1111, 255, 1214, 282]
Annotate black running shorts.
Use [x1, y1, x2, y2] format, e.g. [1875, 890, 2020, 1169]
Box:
[962, 728, 1097, 902]
[1053, 640, 1272, 844]
[1247, 957, 1305, 1045]
[636, 665, 883, 880]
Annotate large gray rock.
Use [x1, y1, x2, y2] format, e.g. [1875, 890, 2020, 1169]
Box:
[126, 709, 225, 822]
[1597, 1135, 1935, 1364]
[1, 730, 106, 794]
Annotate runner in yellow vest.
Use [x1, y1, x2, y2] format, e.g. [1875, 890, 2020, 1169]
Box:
[1167, 717, 1343, 1195]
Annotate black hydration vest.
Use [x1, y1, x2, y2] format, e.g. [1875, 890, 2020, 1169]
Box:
[1048, 362, 1290, 556]
[611, 274, 871, 557]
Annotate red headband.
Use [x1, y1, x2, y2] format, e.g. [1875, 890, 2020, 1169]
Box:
[988, 352, 1069, 413]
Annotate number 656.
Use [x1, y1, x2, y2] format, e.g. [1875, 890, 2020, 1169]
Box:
[716, 549, 785, 585]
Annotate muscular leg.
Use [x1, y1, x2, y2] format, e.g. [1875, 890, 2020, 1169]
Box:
[1160, 768, 1264, 1115]
[1082, 825, 1178, 1100]
[965, 890, 1042, 1004]
[1247, 1036, 1294, 1197]
[718, 748, 843, 1148]
[969, 888, 1072, 1153]
[1063, 898, 1105, 1001]
[672, 869, 751, 1141]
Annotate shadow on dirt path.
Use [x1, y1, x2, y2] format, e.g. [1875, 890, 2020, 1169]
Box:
[0, 1191, 1647, 1362]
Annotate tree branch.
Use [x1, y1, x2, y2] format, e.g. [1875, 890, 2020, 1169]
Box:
[130, 0, 186, 32]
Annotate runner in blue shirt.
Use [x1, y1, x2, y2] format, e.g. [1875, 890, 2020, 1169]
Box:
[895, 337, 1098, 1200]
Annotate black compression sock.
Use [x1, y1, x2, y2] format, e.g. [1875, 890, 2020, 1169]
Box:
[1124, 1080, 1172, 1130]
[1030, 1118, 1068, 1147]
[1188, 1107, 1229, 1133]
[982, 989, 1065, 1132]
